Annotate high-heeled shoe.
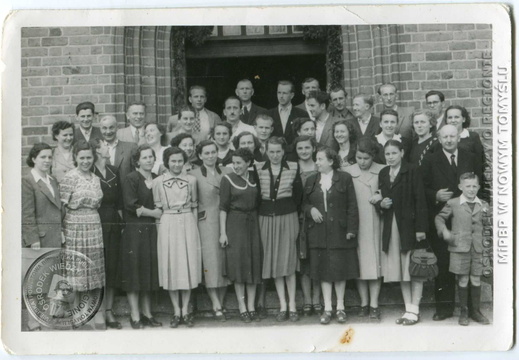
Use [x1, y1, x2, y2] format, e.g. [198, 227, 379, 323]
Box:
[140, 313, 162, 327]
[130, 316, 144, 329]
[105, 309, 122, 329]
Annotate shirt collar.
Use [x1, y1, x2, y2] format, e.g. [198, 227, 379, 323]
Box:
[460, 194, 482, 205]
[80, 126, 92, 135]
[243, 103, 252, 112]
[459, 128, 470, 138]
[31, 168, 53, 183]
[279, 103, 292, 112]
[442, 148, 458, 160]
[261, 159, 290, 170]
[105, 139, 119, 148]
[358, 114, 371, 124]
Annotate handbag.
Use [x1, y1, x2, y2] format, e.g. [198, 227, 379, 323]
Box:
[409, 243, 438, 280]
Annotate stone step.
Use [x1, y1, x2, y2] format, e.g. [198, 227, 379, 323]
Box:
[111, 280, 492, 316]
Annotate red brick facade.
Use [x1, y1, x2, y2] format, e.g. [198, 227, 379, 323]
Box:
[21, 25, 492, 158]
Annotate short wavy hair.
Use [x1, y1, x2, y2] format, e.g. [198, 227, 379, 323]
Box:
[232, 147, 255, 165]
[317, 147, 341, 170]
[444, 105, 471, 128]
[26, 142, 52, 168]
[332, 120, 357, 145]
[131, 144, 156, 169]
[163, 146, 188, 169]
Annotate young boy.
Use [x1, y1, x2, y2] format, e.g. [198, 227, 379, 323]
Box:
[435, 172, 490, 326]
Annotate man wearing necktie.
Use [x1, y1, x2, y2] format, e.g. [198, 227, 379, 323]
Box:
[294, 77, 318, 119]
[116, 102, 147, 146]
[235, 79, 267, 125]
[421, 124, 483, 322]
[166, 85, 221, 141]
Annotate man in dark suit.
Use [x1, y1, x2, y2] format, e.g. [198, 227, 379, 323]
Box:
[377, 83, 415, 139]
[328, 86, 355, 121]
[235, 79, 267, 125]
[426, 90, 447, 130]
[99, 115, 137, 182]
[74, 101, 102, 143]
[349, 93, 380, 139]
[294, 77, 318, 119]
[307, 90, 339, 150]
[421, 124, 482, 321]
[268, 80, 308, 145]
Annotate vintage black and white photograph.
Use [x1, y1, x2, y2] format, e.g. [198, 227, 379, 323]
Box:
[2, 4, 513, 355]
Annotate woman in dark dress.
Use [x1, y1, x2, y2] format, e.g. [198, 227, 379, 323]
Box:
[408, 110, 438, 167]
[303, 147, 359, 325]
[120, 145, 162, 329]
[90, 138, 123, 329]
[219, 148, 263, 323]
[378, 140, 428, 326]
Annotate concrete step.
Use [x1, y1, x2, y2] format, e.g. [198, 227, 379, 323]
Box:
[111, 280, 492, 316]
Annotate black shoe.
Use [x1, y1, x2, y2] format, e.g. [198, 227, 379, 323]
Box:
[432, 311, 453, 321]
[106, 310, 122, 329]
[170, 315, 180, 328]
[257, 306, 268, 319]
[357, 306, 369, 317]
[130, 318, 144, 329]
[141, 314, 162, 327]
[183, 313, 194, 327]
[470, 310, 490, 325]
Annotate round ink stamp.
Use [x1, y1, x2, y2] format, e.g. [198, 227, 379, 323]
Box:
[22, 249, 104, 330]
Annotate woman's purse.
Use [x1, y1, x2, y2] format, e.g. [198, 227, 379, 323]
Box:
[409, 241, 438, 280]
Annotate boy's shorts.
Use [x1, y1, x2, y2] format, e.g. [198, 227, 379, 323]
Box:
[449, 246, 483, 276]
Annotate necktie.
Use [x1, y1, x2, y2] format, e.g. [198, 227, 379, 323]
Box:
[450, 154, 457, 173]
[243, 106, 249, 124]
[133, 129, 139, 144]
[194, 111, 201, 133]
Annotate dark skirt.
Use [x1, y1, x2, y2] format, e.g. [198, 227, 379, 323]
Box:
[224, 210, 263, 284]
[309, 248, 359, 282]
[118, 222, 160, 292]
[99, 207, 122, 288]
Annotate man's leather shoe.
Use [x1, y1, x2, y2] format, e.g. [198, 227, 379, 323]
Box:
[432, 312, 453, 321]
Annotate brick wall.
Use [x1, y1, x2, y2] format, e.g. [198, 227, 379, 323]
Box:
[341, 24, 492, 135]
[21, 27, 125, 159]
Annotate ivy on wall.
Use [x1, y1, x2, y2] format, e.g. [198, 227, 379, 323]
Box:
[171, 25, 344, 109]
[171, 26, 214, 110]
[303, 25, 344, 90]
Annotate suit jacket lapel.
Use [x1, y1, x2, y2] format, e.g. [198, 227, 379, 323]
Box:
[36, 177, 60, 208]
[320, 118, 334, 145]
[436, 151, 455, 182]
[114, 143, 124, 168]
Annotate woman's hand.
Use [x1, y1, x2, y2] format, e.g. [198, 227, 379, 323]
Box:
[136, 206, 144, 218]
[369, 192, 383, 204]
[310, 207, 323, 223]
[346, 233, 356, 240]
[442, 228, 452, 242]
[219, 234, 228, 248]
[380, 197, 393, 209]
[31, 241, 41, 250]
[150, 208, 162, 219]
[416, 232, 426, 241]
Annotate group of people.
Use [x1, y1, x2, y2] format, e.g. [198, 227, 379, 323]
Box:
[22, 78, 490, 330]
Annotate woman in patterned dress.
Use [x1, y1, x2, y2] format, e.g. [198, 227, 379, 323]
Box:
[91, 138, 124, 329]
[59, 140, 105, 325]
[219, 148, 263, 323]
[293, 135, 322, 316]
[153, 147, 202, 328]
[51, 120, 75, 183]
[333, 120, 357, 170]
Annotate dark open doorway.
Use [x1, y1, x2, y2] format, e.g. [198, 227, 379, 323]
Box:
[186, 54, 327, 114]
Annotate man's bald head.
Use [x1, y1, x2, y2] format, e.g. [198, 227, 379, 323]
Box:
[99, 115, 119, 143]
[438, 124, 459, 153]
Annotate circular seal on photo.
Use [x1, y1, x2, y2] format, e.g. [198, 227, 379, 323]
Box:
[22, 249, 104, 330]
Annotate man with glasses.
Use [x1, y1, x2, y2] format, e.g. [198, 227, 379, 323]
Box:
[425, 90, 446, 130]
